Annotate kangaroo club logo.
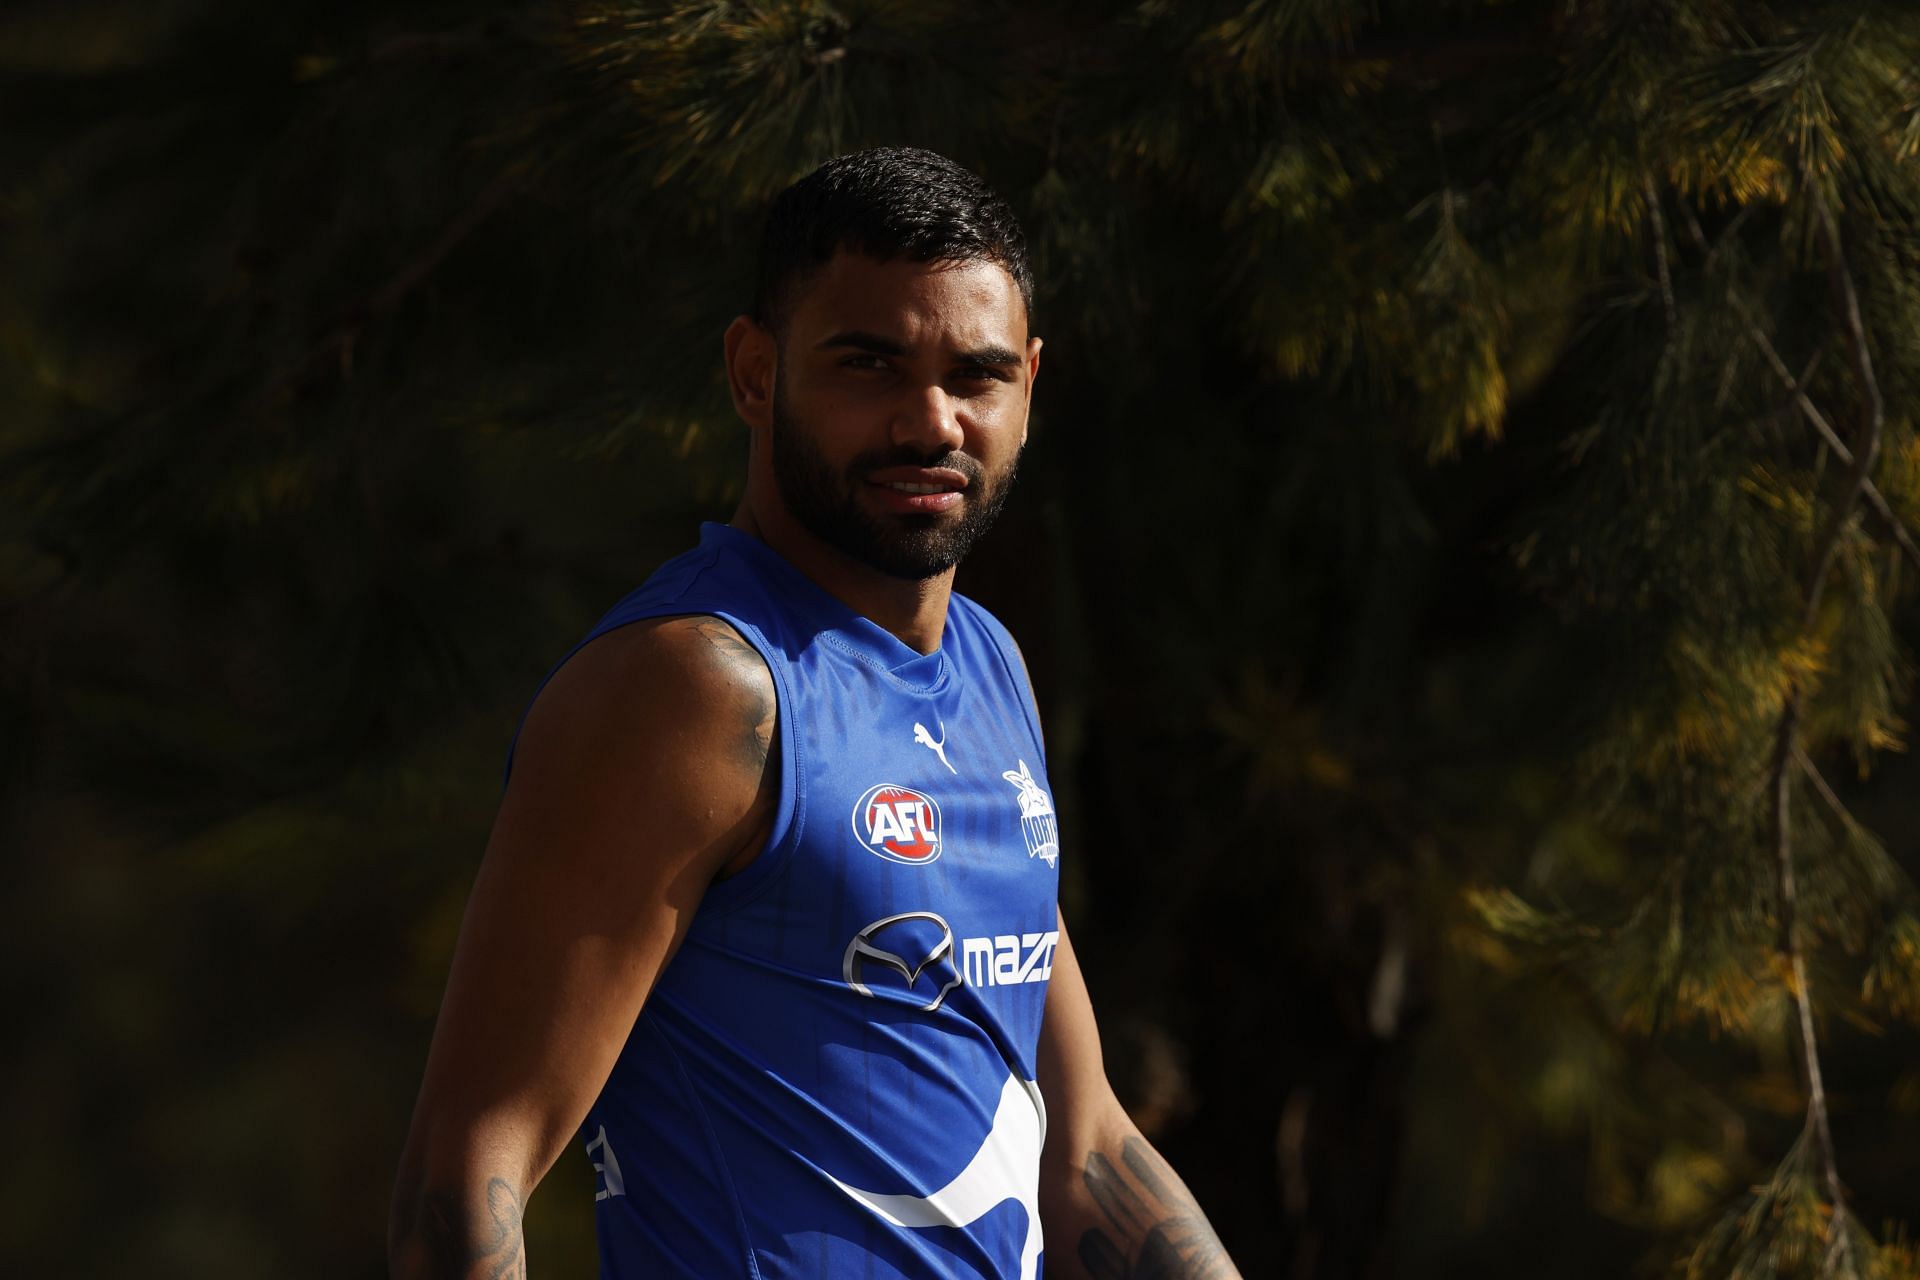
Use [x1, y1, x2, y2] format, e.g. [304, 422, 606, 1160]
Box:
[852, 783, 942, 864]
[1001, 760, 1059, 868]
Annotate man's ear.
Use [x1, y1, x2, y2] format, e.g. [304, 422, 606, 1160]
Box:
[724, 315, 777, 430]
[1020, 335, 1043, 447]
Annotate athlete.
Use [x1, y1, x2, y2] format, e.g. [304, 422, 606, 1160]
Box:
[389, 147, 1241, 1280]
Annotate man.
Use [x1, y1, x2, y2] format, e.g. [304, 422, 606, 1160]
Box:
[390, 147, 1240, 1280]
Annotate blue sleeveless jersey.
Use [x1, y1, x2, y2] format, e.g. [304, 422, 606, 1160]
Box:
[507, 522, 1063, 1279]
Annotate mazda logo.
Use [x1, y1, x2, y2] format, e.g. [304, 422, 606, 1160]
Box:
[842, 911, 963, 1012]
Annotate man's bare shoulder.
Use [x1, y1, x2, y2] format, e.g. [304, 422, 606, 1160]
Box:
[509, 614, 778, 880]
[525, 613, 773, 746]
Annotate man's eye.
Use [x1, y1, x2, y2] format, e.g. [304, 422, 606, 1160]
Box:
[842, 355, 888, 370]
[957, 366, 1008, 383]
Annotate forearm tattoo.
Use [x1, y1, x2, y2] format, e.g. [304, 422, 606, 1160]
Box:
[418, 1177, 528, 1280]
[1078, 1135, 1237, 1280]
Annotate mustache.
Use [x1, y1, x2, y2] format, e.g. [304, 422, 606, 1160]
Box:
[849, 446, 985, 483]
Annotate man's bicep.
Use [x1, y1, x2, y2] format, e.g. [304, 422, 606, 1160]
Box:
[398, 617, 777, 1195]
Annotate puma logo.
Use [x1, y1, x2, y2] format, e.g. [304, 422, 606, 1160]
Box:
[914, 720, 957, 774]
[828, 1073, 1046, 1280]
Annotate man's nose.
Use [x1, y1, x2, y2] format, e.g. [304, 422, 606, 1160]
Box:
[891, 382, 965, 455]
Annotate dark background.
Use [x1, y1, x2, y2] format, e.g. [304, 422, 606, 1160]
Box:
[7, 2, 1920, 1276]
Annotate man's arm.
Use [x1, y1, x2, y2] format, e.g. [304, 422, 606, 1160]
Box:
[1037, 910, 1243, 1280]
[388, 616, 777, 1279]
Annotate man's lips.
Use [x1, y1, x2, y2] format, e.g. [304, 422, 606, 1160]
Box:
[863, 465, 970, 515]
[864, 465, 970, 494]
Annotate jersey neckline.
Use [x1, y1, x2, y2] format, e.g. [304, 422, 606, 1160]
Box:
[698, 522, 955, 694]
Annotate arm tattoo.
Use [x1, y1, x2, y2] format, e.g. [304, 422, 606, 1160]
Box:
[1078, 1136, 1236, 1280]
[687, 617, 777, 771]
[409, 1176, 527, 1280]
[684, 617, 778, 877]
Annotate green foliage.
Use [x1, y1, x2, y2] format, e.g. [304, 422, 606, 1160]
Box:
[573, 0, 1005, 202]
[1863, 912, 1920, 1021]
[1679, 1127, 1920, 1280]
[8, 0, 1920, 1276]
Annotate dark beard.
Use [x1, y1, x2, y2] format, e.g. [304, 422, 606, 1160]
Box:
[769, 380, 1022, 581]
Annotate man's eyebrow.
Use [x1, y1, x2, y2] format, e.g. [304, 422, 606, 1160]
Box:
[817, 330, 909, 356]
[956, 344, 1023, 367]
[814, 331, 1024, 367]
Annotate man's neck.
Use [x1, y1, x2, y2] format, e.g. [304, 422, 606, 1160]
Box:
[730, 502, 954, 656]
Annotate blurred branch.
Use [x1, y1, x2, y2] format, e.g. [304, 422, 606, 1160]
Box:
[249, 163, 526, 411]
[1802, 194, 1884, 629]
[1768, 185, 1880, 1280]
[1673, 197, 1920, 576]
[1765, 659, 1856, 1277]
[1642, 173, 1677, 345]
[1678, 176, 1874, 1274]
[1746, 325, 1920, 575]
[1792, 745, 1853, 832]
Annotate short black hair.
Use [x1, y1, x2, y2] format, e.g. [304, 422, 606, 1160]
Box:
[752, 147, 1033, 335]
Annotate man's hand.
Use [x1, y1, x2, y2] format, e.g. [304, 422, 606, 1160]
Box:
[388, 615, 777, 1278]
[1037, 913, 1243, 1280]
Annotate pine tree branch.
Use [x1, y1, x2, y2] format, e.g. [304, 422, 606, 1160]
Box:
[1673, 200, 1752, 278]
[1768, 694, 1857, 1277]
[1642, 173, 1678, 346]
[1687, 178, 1873, 1273]
[1744, 325, 1920, 576]
[1803, 194, 1885, 631]
[1792, 744, 1853, 832]
[1767, 186, 1882, 1280]
[247, 162, 526, 413]
[1673, 195, 1920, 576]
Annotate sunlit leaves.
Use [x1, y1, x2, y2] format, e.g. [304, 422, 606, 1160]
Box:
[1863, 913, 1920, 1021]
[1681, 1130, 1889, 1280]
[1404, 192, 1510, 457]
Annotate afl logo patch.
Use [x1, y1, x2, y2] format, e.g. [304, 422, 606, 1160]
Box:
[852, 784, 942, 865]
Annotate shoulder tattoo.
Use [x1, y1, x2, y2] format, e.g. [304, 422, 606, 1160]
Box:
[685, 616, 777, 774]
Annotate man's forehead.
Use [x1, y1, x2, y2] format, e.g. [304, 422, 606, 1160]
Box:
[786, 252, 1029, 348]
